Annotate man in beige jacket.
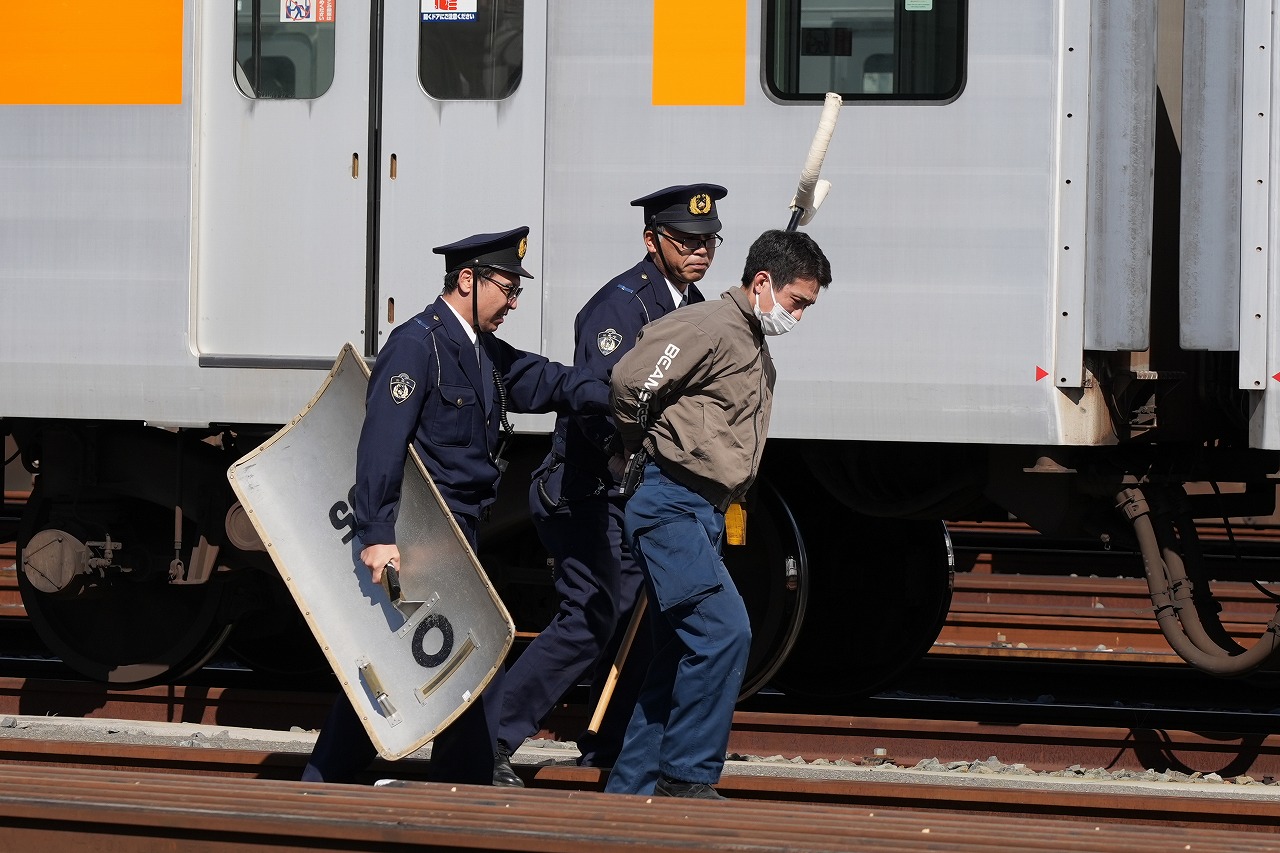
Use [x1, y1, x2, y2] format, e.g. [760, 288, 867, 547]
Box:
[605, 229, 831, 799]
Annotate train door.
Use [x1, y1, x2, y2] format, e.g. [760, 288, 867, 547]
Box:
[194, 1, 545, 365]
[195, 1, 367, 362]
[377, 1, 545, 359]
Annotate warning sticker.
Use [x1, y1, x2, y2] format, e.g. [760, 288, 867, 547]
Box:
[422, 0, 477, 22]
[281, 0, 336, 23]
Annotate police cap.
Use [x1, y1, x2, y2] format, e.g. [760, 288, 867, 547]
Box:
[631, 183, 727, 235]
[432, 226, 534, 278]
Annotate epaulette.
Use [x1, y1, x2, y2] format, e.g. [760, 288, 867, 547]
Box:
[410, 313, 444, 388]
[413, 312, 446, 337]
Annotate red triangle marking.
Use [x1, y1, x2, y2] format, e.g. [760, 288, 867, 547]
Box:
[1274, 372, 1280, 383]
[1035, 366, 1049, 381]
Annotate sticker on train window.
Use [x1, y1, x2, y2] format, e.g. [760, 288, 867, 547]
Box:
[281, 1, 336, 23]
[236, 2, 337, 99]
[422, 0, 478, 23]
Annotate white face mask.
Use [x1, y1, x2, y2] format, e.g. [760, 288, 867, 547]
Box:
[754, 284, 798, 336]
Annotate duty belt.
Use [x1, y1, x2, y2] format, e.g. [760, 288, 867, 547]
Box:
[535, 457, 608, 513]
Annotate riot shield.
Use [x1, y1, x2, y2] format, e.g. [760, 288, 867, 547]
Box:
[227, 344, 514, 760]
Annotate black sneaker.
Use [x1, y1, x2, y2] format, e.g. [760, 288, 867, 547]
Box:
[492, 743, 524, 788]
[655, 776, 726, 800]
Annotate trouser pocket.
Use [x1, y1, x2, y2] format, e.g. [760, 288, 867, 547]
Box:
[636, 513, 723, 612]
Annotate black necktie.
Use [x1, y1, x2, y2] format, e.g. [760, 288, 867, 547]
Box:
[477, 339, 494, 414]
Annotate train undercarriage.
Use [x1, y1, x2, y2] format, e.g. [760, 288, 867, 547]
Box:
[7, 400, 1280, 700]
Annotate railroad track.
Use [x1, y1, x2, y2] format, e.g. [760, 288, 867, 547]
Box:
[4, 502, 1280, 784]
[4, 511, 1280, 852]
[939, 573, 1278, 660]
[4, 670, 1280, 849]
[941, 518, 1280, 660]
[2, 716, 1280, 852]
[5, 668, 1280, 780]
[3, 762, 1277, 852]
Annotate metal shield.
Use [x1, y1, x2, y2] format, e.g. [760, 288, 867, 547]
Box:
[226, 343, 514, 760]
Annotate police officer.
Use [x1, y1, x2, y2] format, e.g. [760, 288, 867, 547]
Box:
[494, 185, 727, 776]
[301, 226, 610, 787]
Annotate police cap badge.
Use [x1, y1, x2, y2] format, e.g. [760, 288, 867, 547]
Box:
[631, 183, 727, 235]
[433, 226, 534, 278]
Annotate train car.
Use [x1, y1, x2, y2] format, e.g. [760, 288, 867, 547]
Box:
[3, 0, 1278, 697]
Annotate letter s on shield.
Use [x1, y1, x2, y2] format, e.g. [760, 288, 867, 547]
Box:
[390, 372, 417, 404]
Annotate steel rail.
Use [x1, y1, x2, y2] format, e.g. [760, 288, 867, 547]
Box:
[6, 674, 1280, 781]
[0, 762, 1276, 851]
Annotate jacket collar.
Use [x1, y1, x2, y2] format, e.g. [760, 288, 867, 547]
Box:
[724, 286, 763, 336]
[642, 256, 704, 312]
[430, 295, 489, 404]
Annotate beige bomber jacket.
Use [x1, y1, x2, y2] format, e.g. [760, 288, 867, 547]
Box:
[610, 287, 777, 511]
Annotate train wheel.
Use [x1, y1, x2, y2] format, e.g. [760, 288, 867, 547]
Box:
[767, 461, 954, 702]
[17, 489, 233, 687]
[18, 567, 232, 686]
[724, 481, 808, 699]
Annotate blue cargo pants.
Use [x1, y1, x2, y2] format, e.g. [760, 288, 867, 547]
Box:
[604, 462, 751, 794]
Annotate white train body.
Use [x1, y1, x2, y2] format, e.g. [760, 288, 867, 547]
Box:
[3, 0, 1247, 445]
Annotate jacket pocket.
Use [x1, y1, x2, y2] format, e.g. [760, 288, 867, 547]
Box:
[430, 383, 476, 447]
[694, 400, 743, 453]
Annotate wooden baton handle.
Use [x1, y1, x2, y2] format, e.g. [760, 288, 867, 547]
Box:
[585, 590, 648, 735]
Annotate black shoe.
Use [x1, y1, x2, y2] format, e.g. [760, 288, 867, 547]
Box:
[655, 775, 725, 800]
[492, 743, 525, 788]
[576, 752, 618, 770]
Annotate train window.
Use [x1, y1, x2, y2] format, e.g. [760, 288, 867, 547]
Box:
[234, 0, 337, 100]
[765, 0, 965, 102]
[419, 0, 524, 100]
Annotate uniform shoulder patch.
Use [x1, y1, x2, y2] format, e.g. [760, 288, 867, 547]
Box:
[389, 372, 417, 404]
[597, 328, 624, 356]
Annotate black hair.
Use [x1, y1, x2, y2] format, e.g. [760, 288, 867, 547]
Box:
[442, 265, 500, 295]
[739, 229, 832, 289]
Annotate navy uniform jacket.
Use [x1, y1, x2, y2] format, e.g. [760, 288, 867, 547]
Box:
[357, 295, 610, 544]
[540, 256, 704, 503]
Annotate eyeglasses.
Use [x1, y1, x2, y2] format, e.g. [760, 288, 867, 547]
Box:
[479, 273, 523, 303]
[657, 228, 724, 253]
